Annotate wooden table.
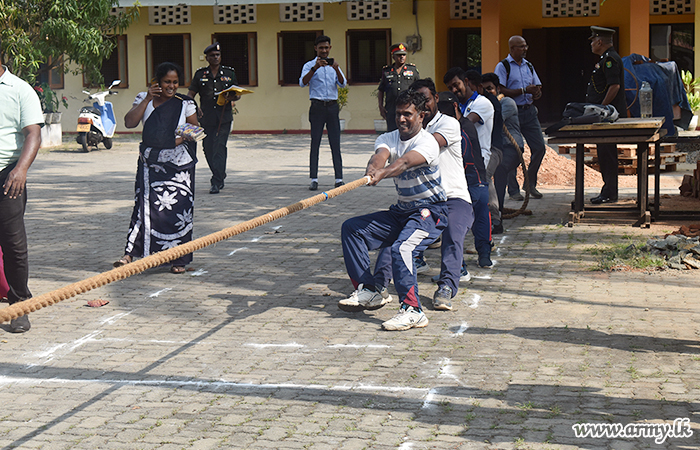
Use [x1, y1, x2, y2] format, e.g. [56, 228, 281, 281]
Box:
[547, 117, 666, 227]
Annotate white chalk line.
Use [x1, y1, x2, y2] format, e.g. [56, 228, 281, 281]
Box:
[228, 246, 248, 256]
[190, 269, 208, 276]
[452, 322, 468, 337]
[0, 376, 433, 399]
[149, 288, 172, 298]
[469, 294, 481, 309]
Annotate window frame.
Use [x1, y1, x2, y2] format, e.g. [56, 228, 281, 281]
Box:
[212, 32, 258, 86]
[83, 35, 129, 88]
[145, 33, 192, 86]
[277, 30, 322, 86]
[38, 57, 64, 90]
[345, 28, 391, 85]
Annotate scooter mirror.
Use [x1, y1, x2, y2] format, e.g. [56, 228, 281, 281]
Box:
[109, 80, 121, 89]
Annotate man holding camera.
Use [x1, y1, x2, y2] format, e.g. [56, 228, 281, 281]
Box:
[300, 35, 347, 191]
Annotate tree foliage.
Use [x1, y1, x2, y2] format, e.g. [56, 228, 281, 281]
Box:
[0, 0, 139, 85]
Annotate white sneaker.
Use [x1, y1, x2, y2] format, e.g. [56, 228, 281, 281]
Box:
[382, 305, 429, 331]
[338, 284, 393, 312]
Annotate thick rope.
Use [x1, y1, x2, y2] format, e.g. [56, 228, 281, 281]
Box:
[0, 177, 370, 324]
[500, 124, 532, 220]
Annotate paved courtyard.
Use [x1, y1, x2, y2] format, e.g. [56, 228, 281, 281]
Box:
[0, 133, 698, 449]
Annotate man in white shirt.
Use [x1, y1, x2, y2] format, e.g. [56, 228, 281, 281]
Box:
[372, 79, 474, 312]
[338, 90, 448, 331]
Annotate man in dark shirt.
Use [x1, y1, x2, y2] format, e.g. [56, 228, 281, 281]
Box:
[377, 42, 419, 132]
[586, 26, 626, 204]
[187, 42, 239, 194]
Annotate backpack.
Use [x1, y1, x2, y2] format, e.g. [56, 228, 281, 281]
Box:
[500, 58, 535, 84]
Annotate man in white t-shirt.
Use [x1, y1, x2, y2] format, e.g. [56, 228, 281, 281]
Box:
[372, 79, 474, 312]
[339, 90, 448, 331]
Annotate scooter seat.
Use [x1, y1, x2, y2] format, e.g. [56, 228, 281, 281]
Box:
[80, 106, 101, 115]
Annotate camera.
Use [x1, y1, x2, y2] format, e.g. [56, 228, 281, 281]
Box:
[323, 57, 334, 66]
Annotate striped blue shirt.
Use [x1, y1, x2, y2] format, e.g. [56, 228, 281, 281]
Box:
[375, 129, 446, 210]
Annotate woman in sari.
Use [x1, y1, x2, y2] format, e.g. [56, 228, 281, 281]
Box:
[114, 62, 199, 274]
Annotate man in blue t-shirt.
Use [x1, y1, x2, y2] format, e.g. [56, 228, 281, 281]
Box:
[338, 90, 448, 331]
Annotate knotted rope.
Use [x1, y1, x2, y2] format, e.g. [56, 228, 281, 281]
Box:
[500, 125, 532, 220]
[0, 177, 370, 324]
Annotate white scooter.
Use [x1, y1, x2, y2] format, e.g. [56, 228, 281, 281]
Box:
[76, 80, 120, 152]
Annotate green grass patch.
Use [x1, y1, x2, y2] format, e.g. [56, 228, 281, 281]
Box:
[586, 240, 665, 271]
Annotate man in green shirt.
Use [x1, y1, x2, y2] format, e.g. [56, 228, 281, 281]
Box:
[0, 47, 44, 333]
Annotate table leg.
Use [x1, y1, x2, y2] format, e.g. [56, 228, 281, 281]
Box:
[654, 141, 660, 221]
[635, 142, 650, 228]
[574, 142, 584, 217]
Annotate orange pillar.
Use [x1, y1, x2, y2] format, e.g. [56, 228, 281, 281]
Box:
[629, 0, 650, 56]
[481, 0, 501, 74]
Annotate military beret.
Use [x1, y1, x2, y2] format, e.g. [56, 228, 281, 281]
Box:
[390, 43, 408, 55]
[589, 26, 615, 40]
[204, 42, 221, 54]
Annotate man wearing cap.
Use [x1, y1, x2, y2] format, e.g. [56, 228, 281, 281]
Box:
[0, 47, 44, 333]
[587, 26, 626, 204]
[300, 35, 347, 191]
[493, 35, 546, 200]
[378, 43, 419, 132]
[187, 42, 239, 195]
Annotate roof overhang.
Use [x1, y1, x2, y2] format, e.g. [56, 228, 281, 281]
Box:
[118, 0, 342, 5]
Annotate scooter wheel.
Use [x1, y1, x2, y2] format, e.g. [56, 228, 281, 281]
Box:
[81, 134, 90, 153]
[103, 137, 113, 149]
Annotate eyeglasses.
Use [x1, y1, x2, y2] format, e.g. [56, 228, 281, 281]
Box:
[514, 44, 529, 49]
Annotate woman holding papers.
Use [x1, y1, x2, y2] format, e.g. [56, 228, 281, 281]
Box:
[114, 62, 200, 274]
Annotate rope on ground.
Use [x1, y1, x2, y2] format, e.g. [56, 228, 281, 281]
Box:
[0, 176, 371, 324]
[501, 125, 532, 220]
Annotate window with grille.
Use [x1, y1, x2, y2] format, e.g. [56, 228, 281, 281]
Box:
[214, 5, 257, 24]
[347, 1, 390, 20]
[149, 6, 191, 25]
[278, 31, 322, 85]
[145, 34, 192, 86]
[542, 0, 599, 18]
[346, 29, 389, 84]
[650, 0, 694, 15]
[279, 3, 323, 22]
[450, 0, 481, 20]
[212, 33, 258, 86]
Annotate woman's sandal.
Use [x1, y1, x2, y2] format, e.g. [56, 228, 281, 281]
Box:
[113, 255, 132, 268]
[170, 265, 186, 274]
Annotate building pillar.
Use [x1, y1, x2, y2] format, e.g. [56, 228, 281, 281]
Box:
[481, 0, 501, 75]
[629, 0, 650, 56]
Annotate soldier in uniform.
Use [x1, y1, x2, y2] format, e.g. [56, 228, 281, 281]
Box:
[586, 26, 626, 204]
[378, 43, 419, 132]
[187, 42, 240, 194]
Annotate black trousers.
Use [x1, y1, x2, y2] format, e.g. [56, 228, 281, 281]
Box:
[202, 120, 232, 188]
[495, 144, 521, 211]
[597, 143, 618, 199]
[0, 164, 31, 305]
[385, 105, 397, 132]
[309, 100, 343, 180]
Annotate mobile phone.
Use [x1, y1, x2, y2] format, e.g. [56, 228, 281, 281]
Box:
[324, 57, 334, 66]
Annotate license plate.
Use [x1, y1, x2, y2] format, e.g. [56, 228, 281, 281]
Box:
[77, 124, 90, 132]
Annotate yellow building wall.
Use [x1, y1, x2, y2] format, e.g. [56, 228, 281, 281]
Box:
[60, 1, 438, 133]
